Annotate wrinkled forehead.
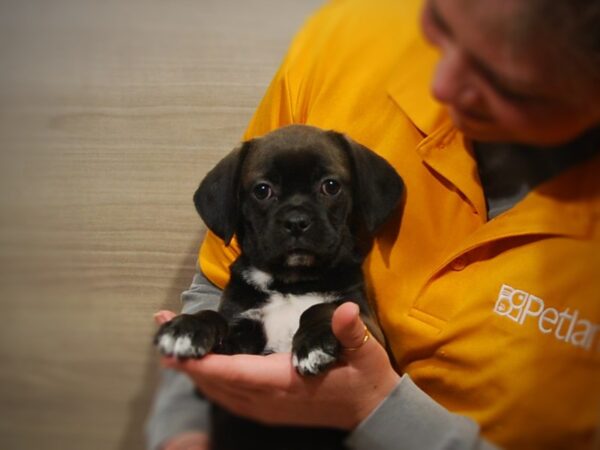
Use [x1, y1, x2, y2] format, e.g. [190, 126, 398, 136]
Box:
[241, 134, 351, 188]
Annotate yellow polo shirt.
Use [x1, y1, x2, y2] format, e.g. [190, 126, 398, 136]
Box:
[198, 0, 600, 448]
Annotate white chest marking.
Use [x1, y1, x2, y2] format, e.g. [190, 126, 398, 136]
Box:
[243, 268, 273, 292]
[260, 292, 332, 353]
[240, 268, 336, 353]
[241, 292, 335, 353]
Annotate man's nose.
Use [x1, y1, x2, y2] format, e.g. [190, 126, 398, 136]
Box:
[431, 47, 477, 108]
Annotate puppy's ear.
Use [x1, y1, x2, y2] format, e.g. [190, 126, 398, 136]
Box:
[332, 132, 404, 234]
[193, 141, 251, 245]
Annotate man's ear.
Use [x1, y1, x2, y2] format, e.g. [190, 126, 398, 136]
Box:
[331, 132, 404, 234]
[193, 141, 251, 245]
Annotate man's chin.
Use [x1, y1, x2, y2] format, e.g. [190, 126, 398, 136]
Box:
[449, 108, 508, 142]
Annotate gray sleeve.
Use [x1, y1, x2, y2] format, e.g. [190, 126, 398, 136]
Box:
[345, 374, 500, 450]
[145, 270, 222, 450]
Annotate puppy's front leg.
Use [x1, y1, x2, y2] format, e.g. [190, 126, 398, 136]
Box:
[224, 316, 268, 355]
[291, 303, 341, 376]
[154, 310, 228, 359]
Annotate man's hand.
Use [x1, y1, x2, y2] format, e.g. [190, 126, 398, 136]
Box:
[156, 302, 401, 430]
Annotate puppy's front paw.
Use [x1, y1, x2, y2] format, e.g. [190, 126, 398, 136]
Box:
[292, 348, 337, 376]
[292, 330, 340, 376]
[154, 310, 228, 359]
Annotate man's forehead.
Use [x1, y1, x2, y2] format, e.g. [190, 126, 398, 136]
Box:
[431, 0, 557, 94]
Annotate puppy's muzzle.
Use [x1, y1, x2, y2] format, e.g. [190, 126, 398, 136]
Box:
[283, 211, 312, 237]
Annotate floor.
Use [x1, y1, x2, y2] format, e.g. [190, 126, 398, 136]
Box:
[0, 1, 321, 448]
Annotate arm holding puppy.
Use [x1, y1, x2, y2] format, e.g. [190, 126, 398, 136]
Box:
[160, 296, 498, 450]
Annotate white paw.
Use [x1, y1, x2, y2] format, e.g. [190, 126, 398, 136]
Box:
[157, 333, 175, 354]
[292, 349, 336, 376]
[158, 333, 205, 358]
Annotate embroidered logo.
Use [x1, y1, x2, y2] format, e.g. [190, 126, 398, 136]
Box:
[494, 284, 599, 352]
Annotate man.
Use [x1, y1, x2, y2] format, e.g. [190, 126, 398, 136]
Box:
[147, 0, 600, 448]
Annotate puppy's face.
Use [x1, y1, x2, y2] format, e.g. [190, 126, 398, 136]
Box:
[239, 135, 354, 272]
[195, 125, 404, 281]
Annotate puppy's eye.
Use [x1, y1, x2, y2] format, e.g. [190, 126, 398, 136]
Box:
[253, 183, 273, 200]
[321, 179, 341, 196]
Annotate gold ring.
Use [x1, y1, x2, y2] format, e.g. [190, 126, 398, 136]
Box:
[344, 326, 370, 351]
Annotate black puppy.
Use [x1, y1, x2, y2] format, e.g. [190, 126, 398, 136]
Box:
[155, 125, 403, 450]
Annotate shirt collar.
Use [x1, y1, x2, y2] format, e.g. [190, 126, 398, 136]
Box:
[386, 32, 448, 136]
[385, 25, 599, 239]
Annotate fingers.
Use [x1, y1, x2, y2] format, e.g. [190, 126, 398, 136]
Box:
[162, 354, 301, 425]
[163, 352, 297, 391]
[331, 302, 371, 353]
[154, 310, 177, 325]
[193, 377, 256, 408]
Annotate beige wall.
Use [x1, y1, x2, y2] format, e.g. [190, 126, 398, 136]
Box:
[0, 1, 321, 448]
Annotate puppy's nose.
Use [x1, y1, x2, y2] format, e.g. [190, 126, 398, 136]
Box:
[283, 213, 312, 236]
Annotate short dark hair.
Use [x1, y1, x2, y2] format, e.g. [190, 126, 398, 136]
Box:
[520, 0, 600, 86]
